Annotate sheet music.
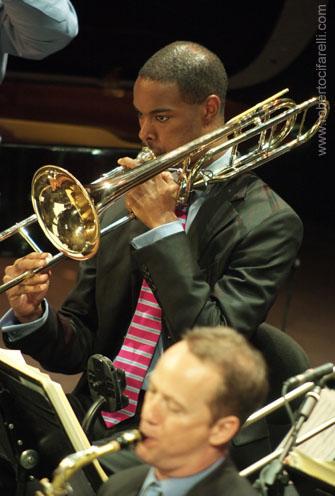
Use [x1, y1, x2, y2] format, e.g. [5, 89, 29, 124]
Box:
[295, 387, 335, 461]
[0, 347, 27, 365]
[0, 349, 108, 483]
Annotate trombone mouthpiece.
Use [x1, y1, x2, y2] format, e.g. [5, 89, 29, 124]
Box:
[136, 147, 156, 163]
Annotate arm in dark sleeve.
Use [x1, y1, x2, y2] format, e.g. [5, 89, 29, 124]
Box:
[134, 207, 303, 340]
[3, 200, 136, 375]
[3, 257, 98, 374]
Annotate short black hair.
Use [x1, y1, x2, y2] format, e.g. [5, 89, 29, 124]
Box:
[138, 41, 228, 115]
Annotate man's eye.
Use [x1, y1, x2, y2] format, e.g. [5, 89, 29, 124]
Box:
[167, 402, 182, 413]
[155, 115, 169, 122]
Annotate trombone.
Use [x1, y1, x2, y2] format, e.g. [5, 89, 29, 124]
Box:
[0, 89, 329, 294]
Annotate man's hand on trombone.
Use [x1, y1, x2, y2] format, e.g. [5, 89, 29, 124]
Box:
[3, 252, 51, 323]
[118, 156, 179, 229]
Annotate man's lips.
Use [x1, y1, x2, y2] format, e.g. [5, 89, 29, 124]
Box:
[139, 429, 157, 442]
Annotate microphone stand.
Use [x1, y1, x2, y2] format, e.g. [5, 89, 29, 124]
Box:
[253, 383, 322, 496]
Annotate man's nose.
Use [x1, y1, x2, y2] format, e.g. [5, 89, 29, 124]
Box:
[141, 395, 161, 424]
[138, 117, 155, 144]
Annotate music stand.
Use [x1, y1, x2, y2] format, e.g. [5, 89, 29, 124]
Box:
[0, 348, 107, 495]
[285, 449, 335, 496]
[284, 387, 335, 495]
[251, 384, 335, 496]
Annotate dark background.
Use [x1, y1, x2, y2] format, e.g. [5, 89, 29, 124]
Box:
[8, 1, 290, 79]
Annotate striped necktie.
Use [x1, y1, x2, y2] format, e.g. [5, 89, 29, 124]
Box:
[101, 207, 187, 428]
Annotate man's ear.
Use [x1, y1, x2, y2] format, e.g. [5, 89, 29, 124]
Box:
[202, 94, 222, 126]
[209, 415, 240, 446]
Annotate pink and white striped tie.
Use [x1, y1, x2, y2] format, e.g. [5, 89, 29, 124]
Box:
[101, 207, 187, 428]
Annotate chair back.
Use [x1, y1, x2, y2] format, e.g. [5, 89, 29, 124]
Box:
[251, 322, 310, 424]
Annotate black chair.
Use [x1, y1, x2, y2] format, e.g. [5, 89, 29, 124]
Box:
[251, 322, 310, 423]
[231, 322, 310, 472]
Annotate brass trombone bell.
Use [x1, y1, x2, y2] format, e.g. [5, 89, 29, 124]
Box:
[30, 146, 156, 261]
[32, 166, 100, 261]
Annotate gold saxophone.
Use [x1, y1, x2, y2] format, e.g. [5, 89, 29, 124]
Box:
[36, 429, 141, 496]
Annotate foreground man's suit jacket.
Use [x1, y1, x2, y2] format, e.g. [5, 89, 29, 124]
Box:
[97, 458, 260, 496]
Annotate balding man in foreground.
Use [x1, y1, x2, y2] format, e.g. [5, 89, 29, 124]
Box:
[98, 326, 268, 496]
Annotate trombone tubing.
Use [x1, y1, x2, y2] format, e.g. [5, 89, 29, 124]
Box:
[0, 215, 134, 294]
[0, 214, 37, 242]
[99, 96, 329, 208]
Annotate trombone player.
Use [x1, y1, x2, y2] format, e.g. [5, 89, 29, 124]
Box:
[1, 41, 303, 477]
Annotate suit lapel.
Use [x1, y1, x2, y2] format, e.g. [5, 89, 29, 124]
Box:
[187, 175, 251, 261]
[186, 458, 246, 496]
[186, 460, 228, 496]
[104, 464, 149, 496]
[124, 465, 149, 496]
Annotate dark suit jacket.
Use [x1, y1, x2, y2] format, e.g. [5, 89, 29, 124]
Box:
[5, 173, 303, 393]
[97, 459, 260, 496]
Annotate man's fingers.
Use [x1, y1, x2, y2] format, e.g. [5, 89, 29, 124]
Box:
[160, 171, 175, 183]
[117, 157, 139, 170]
[6, 252, 51, 276]
[4, 277, 49, 301]
[18, 281, 50, 295]
[4, 271, 49, 287]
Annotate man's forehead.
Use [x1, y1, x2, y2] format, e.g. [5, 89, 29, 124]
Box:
[133, 78, 183, 106]
[135, 76, 179, 92]
[149, 346, 220, 410]
[155, 342, 219, 387]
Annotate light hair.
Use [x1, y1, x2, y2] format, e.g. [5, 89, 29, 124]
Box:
[184, 326, 268, 424]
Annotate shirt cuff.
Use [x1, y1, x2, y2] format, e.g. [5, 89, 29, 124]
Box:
[131, 220, 184, 249]
[1, 300, 49, 342]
